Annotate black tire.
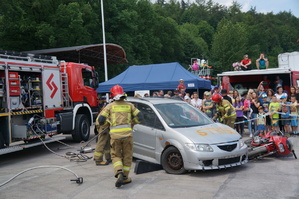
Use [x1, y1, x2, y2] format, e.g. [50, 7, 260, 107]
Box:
[161, 146, 187, 174]
[72, 114, 90, 142]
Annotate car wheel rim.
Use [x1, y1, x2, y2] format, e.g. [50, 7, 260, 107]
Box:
[167, 152, 183, 170]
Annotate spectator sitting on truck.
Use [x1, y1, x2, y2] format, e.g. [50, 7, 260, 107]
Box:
[240, 54, 252, 70]
[256, 53, 269, 69]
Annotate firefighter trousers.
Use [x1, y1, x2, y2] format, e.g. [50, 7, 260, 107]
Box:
[94, 130, 111, 162]
[223, 115, 236, 129]
[111, 136, 133, 178]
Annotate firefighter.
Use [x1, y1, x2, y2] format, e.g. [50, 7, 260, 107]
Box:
[93, 118, 111, 166]
[97, 85, 143, 187]
[212, 93, 236, 128]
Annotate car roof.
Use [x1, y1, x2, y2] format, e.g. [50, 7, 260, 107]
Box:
[126, 97, 185, 105]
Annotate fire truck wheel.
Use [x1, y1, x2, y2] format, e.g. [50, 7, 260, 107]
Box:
[72, 114, 90, 142]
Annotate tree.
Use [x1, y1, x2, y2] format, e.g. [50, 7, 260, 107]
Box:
[0, 0, 98, 51]
[178, 23, 209, 65]
[211, 18, 248, 72]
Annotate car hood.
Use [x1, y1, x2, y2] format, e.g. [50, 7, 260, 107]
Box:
[174, 123, 241, 144]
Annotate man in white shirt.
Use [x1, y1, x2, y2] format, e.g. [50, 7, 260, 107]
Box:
[191, 93, 202, 110]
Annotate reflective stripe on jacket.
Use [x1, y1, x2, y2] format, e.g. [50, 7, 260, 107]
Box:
[100, 100, 140, 139]
[217, 99, 236, 118]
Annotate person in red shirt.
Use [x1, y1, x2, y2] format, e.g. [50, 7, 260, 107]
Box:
[240, 54, 252, 70]
[177, 79, 186, 92]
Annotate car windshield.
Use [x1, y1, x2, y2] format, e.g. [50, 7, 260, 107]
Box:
[155, 103, 213, 128]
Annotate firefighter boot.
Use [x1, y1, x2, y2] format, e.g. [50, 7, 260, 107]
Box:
[95, 161, 109, 166]
[115, 171, 124, 188]
[123, 170, 132, 185]
[105, 152, 112, 165]
[123, 177, 132, 185]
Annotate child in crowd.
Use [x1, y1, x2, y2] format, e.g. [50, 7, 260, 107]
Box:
[177, 79, 186, 93]
[233, 96, 244, 136]
[202, 92, 214, 118]
[260, 93, 271, 132]
[280, 96, 291, 136]
[269, 96, 280, 132]
[256, 106, 266, 136]
[184, 93, 191, 103]
[290, 96, 298, 135]
[275, 75, 283, 89]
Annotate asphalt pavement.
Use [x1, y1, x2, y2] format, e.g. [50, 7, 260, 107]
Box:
[0, 127, 299, 199]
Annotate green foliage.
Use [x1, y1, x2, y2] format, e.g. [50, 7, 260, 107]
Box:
[211, 18, 248, 71]
[0, 0, 299, 81]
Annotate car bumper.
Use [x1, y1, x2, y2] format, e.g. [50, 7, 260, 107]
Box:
[183, 146, 248, 170]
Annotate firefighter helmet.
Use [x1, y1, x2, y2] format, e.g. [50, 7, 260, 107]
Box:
[212, 93, 222, 103]
[110, 85, 125, 100]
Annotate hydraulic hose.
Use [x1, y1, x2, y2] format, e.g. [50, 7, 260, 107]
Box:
[0, 165, 83, 187]
[30, 124, 91, 162]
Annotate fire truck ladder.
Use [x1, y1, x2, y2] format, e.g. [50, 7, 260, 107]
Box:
[60, 73, 73, 109]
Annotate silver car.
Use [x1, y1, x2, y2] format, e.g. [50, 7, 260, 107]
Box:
[128, 97, 248, 174]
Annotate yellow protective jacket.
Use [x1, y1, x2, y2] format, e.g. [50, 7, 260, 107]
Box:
[216, 99, 236, 119]
[100, 100, 140, 140]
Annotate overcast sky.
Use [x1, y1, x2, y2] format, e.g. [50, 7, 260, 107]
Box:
[150, 0, 299, 18]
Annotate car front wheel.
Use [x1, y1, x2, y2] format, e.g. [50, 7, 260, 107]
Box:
[161, 146, 187, 174]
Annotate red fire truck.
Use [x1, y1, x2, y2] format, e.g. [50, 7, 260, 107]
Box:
[217, 52, 299, 94]
[0, 51, 99, 155]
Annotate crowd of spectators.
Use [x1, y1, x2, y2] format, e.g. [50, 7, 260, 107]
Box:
[133, 76, 299, 137]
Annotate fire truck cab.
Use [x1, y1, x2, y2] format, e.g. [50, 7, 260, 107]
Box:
[0, 51, 99, 154]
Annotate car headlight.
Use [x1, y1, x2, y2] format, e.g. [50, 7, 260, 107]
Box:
[239, 139, 245, 149]
[185, 143, 213, 152]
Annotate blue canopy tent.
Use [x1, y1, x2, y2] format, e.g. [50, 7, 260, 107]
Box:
[96, 62, 211, 93]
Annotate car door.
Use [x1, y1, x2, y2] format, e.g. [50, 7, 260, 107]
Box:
[132, 102, 165, 159]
